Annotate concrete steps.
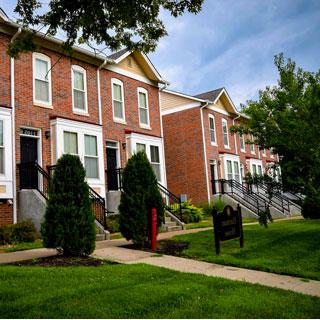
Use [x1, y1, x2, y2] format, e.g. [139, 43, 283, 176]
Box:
[161, 211, 184, 232]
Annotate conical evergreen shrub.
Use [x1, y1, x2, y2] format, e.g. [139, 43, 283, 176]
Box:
[119, 151, 164, 247]
[41, 154, 96, 256]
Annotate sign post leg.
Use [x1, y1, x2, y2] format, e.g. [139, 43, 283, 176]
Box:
[237, 204, 244, 248]
[213, 210, 220, 255]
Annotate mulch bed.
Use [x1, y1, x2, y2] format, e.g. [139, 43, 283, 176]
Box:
[9, 255, 114, 267]
[122, 240, 190, 257]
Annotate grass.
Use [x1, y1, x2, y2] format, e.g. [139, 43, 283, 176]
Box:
[186, 217, 258, 230]
[171, 219, 320, 280]
[0, 264, 319, 318]
[0, 240, 43, 253]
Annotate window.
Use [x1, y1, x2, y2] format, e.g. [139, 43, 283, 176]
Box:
[84, 135, 99, 178]
[136, 143, 146, 153]
[209, 115, 216, 145]
[270, 147, 275, 158]
[138, 88, 150, 127]
[240, 163, 244, 179]
[252, 164, 257, 175]
[72, 65, 87, 113]
[234, 161, 240, 182]
[222, 119, 229, 148]
[250, 134, 255, 153]
[64, 131, 78, 155]
[33, 53, 51, 105]
[112, 79, 125, 121]
[262, 148, 266, 157]
[257, 165, 263, 176]
[226, 160, 233, 180]
[150, 145, 161, 181]
[239, 134, 245, 151]
[0, 121, 4, 174]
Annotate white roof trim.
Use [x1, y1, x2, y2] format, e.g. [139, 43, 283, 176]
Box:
[0, 8, 9, 22]
[213, 88, 238, 114]
[161, 102, 201, 115]
[162, 89, 207, 103]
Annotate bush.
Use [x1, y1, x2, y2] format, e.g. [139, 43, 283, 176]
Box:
[0, 221, 36, 245]
[302, 194, 320, 219]
[41, 154, 96, 256]
[172, 199, 203, 223]
[106, 215, 120, 233]
[119, 152, 164, 247]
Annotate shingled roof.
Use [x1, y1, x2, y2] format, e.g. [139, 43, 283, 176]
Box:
[107, 48, 129, 61]
[193, 88, 224, 102]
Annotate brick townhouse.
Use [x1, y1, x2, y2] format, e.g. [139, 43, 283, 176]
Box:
[160, 88, 279, 205]
[0, 9, 169, 229]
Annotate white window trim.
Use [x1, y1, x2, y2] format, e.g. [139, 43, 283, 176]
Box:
[137, 87, 151, 129]
[262, 148, 266, 157]
[222, 119, 230, 149]
[208, 114, 217, 146]
[239, 134, 245, 152]
[63, 131, 79, 156]
[33, 52, 52, 108]
[111, 78, 126, 124]
[71, 65, 88, 115]
[84, 134, 99, 179]
[250, 134, 255, 154]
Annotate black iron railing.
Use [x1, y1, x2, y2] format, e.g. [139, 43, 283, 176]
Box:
[19, 162, 50, 200]
[157, 182, 182, 221]
[213, 179, 267, 216]
[106, 168, 123, 191]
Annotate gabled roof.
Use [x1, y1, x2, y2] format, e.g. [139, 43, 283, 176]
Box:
[0, 7, 10, 22]
[194, 88, 224, 102]
[107, 48, 129, 61]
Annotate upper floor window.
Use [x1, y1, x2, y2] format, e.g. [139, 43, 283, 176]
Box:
[138, 88, 150, 128]
[239, 134, 245, 152]
[111, 78, 125, 122]
[250, 134, 255, 154]
[208, 115, 216, 145]
[63, 131, 78, 155]
[222, 119, 229, 148]
[0, 120, 4, 174]
[33, 53, 52, 106]
[262, 148, 266, 157]
[72, 65, 87, 113]
[270, 147, 275, 158]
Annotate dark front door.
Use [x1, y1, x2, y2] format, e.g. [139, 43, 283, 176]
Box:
[210, 163, 216, 194]
[106, 147, 118, 191]
[20, 137, 38, 189]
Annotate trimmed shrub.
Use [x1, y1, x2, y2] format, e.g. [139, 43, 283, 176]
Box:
[41, 154, 96, 256]
[119, 151, 164, 247]
[106, 215, 120, 233]
[172, 199, 203, 223]
[0, 221, 36, 245]
[302, 194, 320, 219]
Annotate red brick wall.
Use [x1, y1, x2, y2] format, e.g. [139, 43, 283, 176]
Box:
[0, 33, 11, 108]
[0, 202, 13, 226]
[100, 69, 161, 169]
[163, 107, 208, 204]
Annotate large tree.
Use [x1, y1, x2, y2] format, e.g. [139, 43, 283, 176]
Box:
[232, 54, 320, 217]
[9, 0, 204, 57]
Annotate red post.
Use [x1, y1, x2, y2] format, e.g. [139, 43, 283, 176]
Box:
[151, 208, 157, 252]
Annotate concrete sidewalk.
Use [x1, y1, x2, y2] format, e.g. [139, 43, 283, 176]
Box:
[92, 245, 320, 298]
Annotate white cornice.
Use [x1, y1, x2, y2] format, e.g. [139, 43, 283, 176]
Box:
[161, 102, 201, 115]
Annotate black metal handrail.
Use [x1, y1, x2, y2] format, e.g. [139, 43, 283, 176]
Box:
[157, 182, 182, 221]
[213, 179, 268, 216]
[246, 180, 290, 214]
[106, 168, 123, 191]
[18, 161, 50, 200]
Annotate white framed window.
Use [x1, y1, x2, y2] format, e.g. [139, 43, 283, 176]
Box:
[250, 134, 255, 154]
[0, 120, 4, 174]
[136, 143, 146, 153]
[252, 164, 257, 175]
[222, 119, 229, 148]
[111, 78, 125, 123]
[240, 163, 244, 179]
[33, 52, 52, 106]
[63, 131, 78, 155]
[208, 114, 217, 145]
[72, 65, 88, 114]
[226, 160, 233, 180]
[257, 164, 263, 176]
[262, 148, 266, 157]
[234, 161, 240, 182]
[84, 135, 99, 178]
[270, 147, 275, 158]
[150, 145, 161, 181]
[239, 134, 245, 152]
[138, 87, 150, 128]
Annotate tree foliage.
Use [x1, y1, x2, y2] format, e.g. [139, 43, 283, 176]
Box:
[9, 0, 204, 57]
[41, 154, 96, 256]
[232, 54, 320, 205]
[119, 151, 164, 247]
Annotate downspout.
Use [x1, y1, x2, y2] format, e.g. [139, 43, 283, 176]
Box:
[97, 59, 108, 125]
[200, 101, 211, 202]
[10, 27, 22, 224]
[159, 83, 168, 188]
[233, 113, 241, 155]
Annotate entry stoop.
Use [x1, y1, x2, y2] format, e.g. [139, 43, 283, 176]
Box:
[161, 211, 185, 232]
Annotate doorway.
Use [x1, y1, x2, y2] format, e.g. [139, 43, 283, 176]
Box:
[210, 160, 218, 194]
[106, 141, 120, 191]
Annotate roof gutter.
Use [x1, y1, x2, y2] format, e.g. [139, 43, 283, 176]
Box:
[10, 27, 22, 224]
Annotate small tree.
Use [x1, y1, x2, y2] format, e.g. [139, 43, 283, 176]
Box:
[41, 154, 96, 256]
[119, 152, 164, 247]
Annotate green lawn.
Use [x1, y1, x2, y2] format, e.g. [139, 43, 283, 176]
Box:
[186, 217, 258, 230]
[171, 219, 320, 280]
[0, 240, 43, 253]
[0, 264, 319, 318]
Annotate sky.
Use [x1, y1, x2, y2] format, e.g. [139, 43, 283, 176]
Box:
[1, 0, 319, 108]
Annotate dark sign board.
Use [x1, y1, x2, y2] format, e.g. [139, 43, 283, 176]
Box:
[212, 204, 244, 255]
